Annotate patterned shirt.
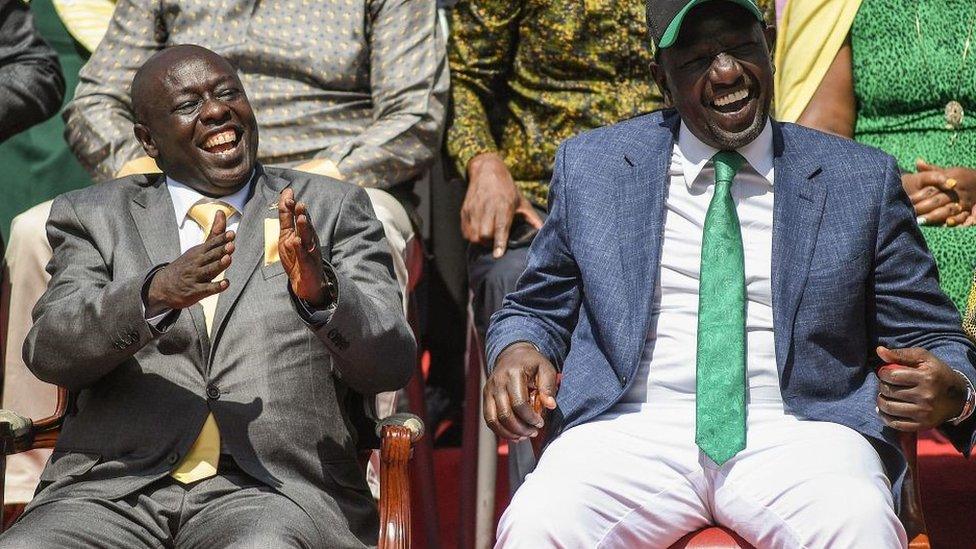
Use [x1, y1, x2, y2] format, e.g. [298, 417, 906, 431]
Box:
[63, 0, 449, 190]
[447, 0, 774, 206]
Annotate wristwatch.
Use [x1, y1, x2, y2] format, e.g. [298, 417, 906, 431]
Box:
[949, 370, 976, 426]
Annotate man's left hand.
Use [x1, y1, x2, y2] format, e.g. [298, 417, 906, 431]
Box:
[875, 346, 969, 431]
[278, 188, 331, 308]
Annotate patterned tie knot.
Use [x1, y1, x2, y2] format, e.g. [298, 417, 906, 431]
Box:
[712, 151, 746, 186]
[187, 201, 236, 237]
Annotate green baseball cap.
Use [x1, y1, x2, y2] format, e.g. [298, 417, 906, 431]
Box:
[648, 0, 765, 49]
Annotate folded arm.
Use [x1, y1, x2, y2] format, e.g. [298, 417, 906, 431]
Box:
[0, 0, 65, 143]
[318, 0, 448, 189]
[62, 0, 161, 180]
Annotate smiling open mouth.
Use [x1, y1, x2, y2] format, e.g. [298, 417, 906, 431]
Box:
[710, 86, 754, 114]
[201, 129, 242, 155]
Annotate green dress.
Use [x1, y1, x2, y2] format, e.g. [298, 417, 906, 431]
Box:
[851, 0, 976, 314]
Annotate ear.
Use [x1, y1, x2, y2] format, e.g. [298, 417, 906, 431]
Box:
[763, 24, 777, 57]
[649, 58, 674, 107]
[133, 123, 159, 159]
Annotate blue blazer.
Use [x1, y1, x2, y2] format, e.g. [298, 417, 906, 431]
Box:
[486, 109, 976, 505]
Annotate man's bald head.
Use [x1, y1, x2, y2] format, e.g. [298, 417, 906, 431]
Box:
[130, 44, 258, 196]
[131, 45, 238, 123]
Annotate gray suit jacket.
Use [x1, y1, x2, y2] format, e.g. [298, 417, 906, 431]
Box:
[23, 165, 415, 546]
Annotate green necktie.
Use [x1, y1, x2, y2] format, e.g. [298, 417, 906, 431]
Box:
[696, 150, 747, 466]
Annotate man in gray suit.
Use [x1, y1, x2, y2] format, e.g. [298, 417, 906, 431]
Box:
[0, 45, 414, 548]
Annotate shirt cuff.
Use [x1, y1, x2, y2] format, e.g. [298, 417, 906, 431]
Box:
[287, 262, 339, 327]
[141, 264, 180, 334]
[949, 369, 976, 426]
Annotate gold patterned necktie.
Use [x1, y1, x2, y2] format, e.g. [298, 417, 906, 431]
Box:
[170, 201, 236, 484]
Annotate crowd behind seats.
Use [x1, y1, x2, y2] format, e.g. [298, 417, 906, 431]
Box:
[0, 0, 974, 547]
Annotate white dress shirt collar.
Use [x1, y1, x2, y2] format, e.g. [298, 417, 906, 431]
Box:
[677, 118, 775, 189]
[166, 173, 254, 228]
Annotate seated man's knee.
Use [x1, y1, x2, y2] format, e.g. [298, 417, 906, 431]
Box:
[803, 477, 905, 545]
[496, 478, 592, 545]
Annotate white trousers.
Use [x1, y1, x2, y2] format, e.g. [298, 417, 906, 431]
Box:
[497, 403, 907, 549]
[2, 189, 419, 504]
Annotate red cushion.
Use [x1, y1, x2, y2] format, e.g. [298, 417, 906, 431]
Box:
[669, 527, 754, 549]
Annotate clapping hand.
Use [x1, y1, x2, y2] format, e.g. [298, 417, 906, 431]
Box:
[146, 210, 235, 315]
[278, 188, 331, 307]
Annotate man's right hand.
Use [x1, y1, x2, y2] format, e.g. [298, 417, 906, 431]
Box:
[145, 210, 236, 316]
[461, 152, 543, 258]
[483, 342, 558, 441]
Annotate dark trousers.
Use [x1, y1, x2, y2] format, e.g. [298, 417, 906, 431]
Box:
[466, 218, 544, 493]
[0, 466, 341, 549]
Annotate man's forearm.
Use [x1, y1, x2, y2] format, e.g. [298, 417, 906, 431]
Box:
[25, 273, 162, 391]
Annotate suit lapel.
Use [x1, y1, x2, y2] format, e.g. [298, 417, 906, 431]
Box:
[615, 112, 678, 376]
[770, 122, 827, 372]
[209, 166, 288, 361]
[130, 174, 211, 364]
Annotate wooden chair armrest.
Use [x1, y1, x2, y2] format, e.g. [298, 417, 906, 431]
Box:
[0, 387, 68, 454]
[377, 413, 424, 549]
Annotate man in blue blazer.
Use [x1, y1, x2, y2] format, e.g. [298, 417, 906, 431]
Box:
[484, 1, 976, 547]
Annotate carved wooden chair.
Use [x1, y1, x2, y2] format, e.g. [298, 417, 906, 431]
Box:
[0, 387, 425, 549]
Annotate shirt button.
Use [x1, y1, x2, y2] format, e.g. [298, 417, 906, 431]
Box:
[167, 452, 180, 465]
[206, 384, 220, 400]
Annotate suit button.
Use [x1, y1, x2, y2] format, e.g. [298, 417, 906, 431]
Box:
[206, 384, 220, 400]
[167, 452, 180, 465]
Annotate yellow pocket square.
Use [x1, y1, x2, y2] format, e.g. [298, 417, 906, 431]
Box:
[264, 218, 280, 265]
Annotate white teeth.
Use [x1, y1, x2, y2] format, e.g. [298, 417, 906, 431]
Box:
[203, 130, 237, 150]
[713, 89, 749, 107]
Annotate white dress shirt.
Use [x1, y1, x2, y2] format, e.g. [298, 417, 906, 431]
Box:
[166, 176, 251, 252]
[616, 120, 781, 410]
[143, 176, 253, 326]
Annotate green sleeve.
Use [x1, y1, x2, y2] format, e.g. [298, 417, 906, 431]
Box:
[446, 0, 522, 177]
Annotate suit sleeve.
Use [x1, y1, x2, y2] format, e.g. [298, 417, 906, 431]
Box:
[62, 0, 161, 180]
[301, 186, 416, 394]
[317, 0, 448, 189]
[23, 195, 161, 392]
[871, 156, 976, 454]
[0, 0, 65, 143]
[485, 143, 582, 372]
